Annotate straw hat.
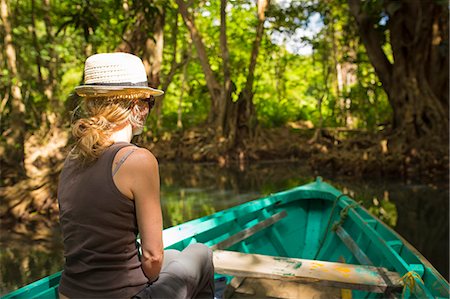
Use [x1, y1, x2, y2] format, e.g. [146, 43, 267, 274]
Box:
[75, 52, 164, 98]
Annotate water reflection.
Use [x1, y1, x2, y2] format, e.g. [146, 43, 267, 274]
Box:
[159, 161, 315, 227]
[368, 191, 398, 227]
[1, 161, 448, 294]
[0, 225, 63, 295]
[332, 177, 449, 281]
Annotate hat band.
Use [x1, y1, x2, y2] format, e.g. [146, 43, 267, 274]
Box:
[84, 81, 148, 87]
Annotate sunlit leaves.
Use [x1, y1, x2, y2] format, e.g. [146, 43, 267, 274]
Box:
[2, 0, 392, 135]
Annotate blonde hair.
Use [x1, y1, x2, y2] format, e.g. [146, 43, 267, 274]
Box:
[70, 93, 147, 165]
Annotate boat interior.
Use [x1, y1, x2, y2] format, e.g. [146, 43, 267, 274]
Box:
[162, 182, 448, 298]
[4, 180, 448, 299]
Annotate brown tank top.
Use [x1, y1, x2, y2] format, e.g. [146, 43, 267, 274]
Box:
[57, 142, 148, 298]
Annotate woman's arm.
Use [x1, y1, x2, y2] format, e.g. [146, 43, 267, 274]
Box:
[125, 148, 164, 281]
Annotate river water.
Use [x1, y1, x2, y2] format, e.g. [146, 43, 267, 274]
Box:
[1, 161, 448, 294]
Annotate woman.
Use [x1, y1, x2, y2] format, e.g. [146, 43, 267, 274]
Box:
[57, 53, 214, 299]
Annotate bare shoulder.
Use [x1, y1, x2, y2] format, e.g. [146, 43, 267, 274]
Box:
[125, 147, 158, 172]
[112, 147, 159, 200]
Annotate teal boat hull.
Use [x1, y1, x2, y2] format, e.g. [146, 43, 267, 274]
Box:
[3, 178, 449, 298]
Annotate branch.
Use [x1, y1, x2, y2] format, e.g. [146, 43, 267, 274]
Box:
[161, 9, 181, 92]
[348, 0, 393, 91]
[244, 0, 269, 93]
[176, 0, 221, 96]
[162, 53, 189, 92]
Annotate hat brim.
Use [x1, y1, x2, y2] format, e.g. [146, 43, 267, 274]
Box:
[75, 85, 164, 97]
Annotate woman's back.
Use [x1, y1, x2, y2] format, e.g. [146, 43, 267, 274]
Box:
[58, 52, 214, 299]
[58, 142, 148, 298]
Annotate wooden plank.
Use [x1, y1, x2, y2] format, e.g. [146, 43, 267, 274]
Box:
[211, 210, 287, 250]
[163, 202, 274, 247]
[336, 227, 401, 299]
[213, 250, 402, 293]
[231, 278, 341, 299]
[339, 256, 353, 299]
[335, 226, 373, 266]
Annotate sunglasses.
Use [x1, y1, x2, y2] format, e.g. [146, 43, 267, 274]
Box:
[140, 96, 155, 110]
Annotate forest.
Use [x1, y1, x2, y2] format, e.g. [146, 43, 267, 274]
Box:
[0, 0, 448, 226]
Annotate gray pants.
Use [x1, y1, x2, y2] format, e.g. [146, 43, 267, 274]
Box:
[133, 243, 215, 299]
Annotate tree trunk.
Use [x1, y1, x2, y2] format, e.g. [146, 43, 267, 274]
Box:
[29, 0, 60, 129]
[1, 0, 26, 179]
[387, 1, 448, 139]
[117, 3, 166, 131]
[176, 0, 224, 132]
[30, 0, 44, 89]
[330, 17, 345, 126]
[42, 0, 59, 112]
[176, 0, 222, 96]
[309, 48, 331, 144]
[217, 0, 234, 137]
[143, 7, 164, 88]
[178, 59, 188, 129]
[348, 0, 449, 141]
[157, 10, 188, 128]
[234, 0, 269, 146]
[177, 0, 269, 148]
[116, 6, 165, 87]
[144, 7, 165, 128]
[40, 0, 62, 129]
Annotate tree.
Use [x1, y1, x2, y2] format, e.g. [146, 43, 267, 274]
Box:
[176, 0, 223, 131]
[348, 0, 449, 141]
[116, 3, 164, 87]
[117, 1, 166, 127]
[176, 0, 269, 149]
[156, 7, 190, 129]
[234, 0, 269, 146]
[1, 0, 26, 179]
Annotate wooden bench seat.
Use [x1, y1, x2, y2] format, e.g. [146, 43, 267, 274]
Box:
[213, 250, 402, 294]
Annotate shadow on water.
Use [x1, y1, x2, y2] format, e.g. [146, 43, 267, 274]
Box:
[1, 161, 448, 294]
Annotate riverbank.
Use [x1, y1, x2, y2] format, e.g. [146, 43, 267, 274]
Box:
[147, 126, 449, 181]
[1, 126, 448, 226]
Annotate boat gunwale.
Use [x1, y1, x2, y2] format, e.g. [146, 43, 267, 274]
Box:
[312, 179, 449, 297]
[2, 178, 448, 299]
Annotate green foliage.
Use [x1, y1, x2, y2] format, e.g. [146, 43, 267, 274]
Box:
[1, 0, 393, 136]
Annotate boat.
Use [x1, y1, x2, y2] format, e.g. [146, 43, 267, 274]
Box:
[3, 177, 448, 299]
